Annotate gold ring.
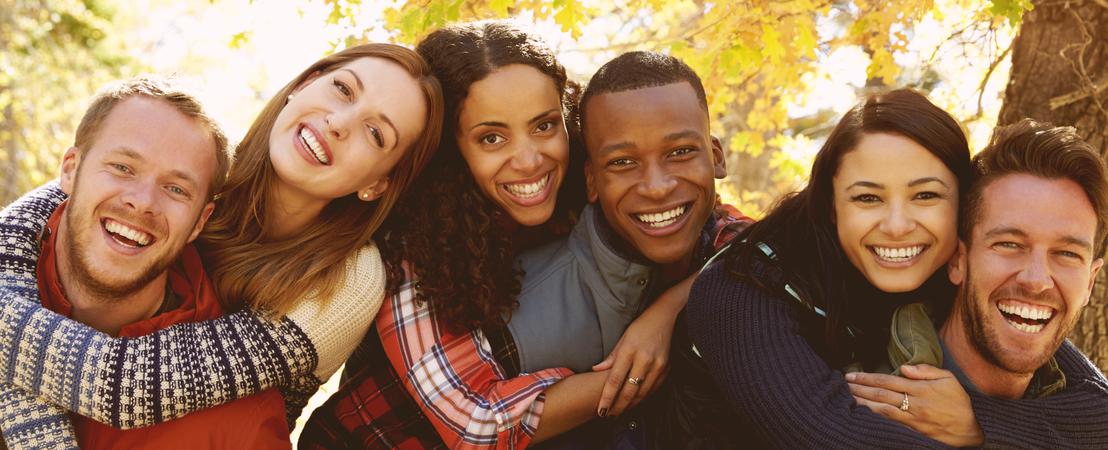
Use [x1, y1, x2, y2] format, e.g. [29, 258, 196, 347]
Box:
[626, 377, 643, 386]
[899, 392, 910, 412]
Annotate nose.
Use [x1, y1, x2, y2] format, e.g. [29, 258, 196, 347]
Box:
[1016, 250, 1055, 294]
[324, 109, 350, 141]
[636, 163, 678, 200]
[878, 202, 917, 238]
[509, 139, 543, 174]
[120, 181, 159, 215]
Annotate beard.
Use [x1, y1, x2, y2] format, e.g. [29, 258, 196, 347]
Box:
[63, 185, 177, 300]
[960, 265, 1074, 375]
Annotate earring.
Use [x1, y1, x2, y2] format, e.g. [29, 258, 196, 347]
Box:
[287, 94, 294, 101]
[360, 192, 370, 200]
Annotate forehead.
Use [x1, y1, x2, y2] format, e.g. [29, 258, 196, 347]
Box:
[835, 133, 954, 186]
[975, 173, 1097, 240]
[459, 64, 560, 125]
[583, 82, 708, 156]
[338, 56, 428, 146]
[87, 96, 217, 186]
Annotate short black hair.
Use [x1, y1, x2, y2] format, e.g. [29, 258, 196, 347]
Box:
[579, 51, 708, 136]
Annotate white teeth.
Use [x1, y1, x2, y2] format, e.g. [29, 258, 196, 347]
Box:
[104, 219, 152, 247]
[872, 245, 924, 262]
[1009, 321, 1046, 333]
[299, 127, 329, 164]
[504, 174, 550, 198]
[997, 302, 1054, 322]
[635, 205, 687, 228]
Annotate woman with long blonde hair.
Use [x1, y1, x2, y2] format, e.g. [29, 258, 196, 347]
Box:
[0, 42, 442, 449]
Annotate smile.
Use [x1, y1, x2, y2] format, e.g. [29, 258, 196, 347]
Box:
[997, 300, 1055, 334]
[102, 218, 153, 248]
[869, 245, 926, 263]
[634, 204, 687, 228]
[298, 126, 331, 165]
[500, 172, 553, 206]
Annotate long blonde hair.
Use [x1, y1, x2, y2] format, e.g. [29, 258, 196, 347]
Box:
[199, 44, 443, 315]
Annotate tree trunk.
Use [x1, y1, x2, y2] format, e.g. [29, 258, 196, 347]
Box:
[998, 0, 1108, 371]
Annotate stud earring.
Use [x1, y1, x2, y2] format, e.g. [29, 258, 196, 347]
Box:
[361, 192, 370, 200]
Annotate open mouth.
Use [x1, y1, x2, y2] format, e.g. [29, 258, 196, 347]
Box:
[102, 218, 153, 248]
[501, 172, 553, 205]
[633, 203, 690, 229]
[869, 245, 927, 263]
[997, 300, 1054, 334]
[298, 126, 331, 165]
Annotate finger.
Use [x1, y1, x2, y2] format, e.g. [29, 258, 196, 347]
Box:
[592, 353, 615, 371]
[853, 396, 911, 423]
[848, 383, 907, 407]
[596, 352, 633, 416]
[611, 357, 652, 416]
[636, 361, 665, 400]
[845, 371, 917, 393]
[900, 363, 953, 381]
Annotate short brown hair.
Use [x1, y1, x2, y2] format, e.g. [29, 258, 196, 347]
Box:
[74, 76, 231, 200]
[963, 119, 1108, 255]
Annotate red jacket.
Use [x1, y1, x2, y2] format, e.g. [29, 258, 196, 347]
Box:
[37, 201, 291, 449]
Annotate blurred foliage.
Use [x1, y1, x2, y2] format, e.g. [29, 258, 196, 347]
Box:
[1, 0, 137, 205]
[321, 0, 1031, 216]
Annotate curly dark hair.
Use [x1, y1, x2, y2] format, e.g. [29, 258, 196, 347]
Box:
[378, 21, 586, 332]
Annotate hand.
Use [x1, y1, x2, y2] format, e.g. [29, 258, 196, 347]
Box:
[592, 276, 694, 417]
[846, 364, 984, 447]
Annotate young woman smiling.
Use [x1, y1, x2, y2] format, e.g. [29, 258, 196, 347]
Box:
[677, 88, 1108, 448]
[0, 43, 443, 449]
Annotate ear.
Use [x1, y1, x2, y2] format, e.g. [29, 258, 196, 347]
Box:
[1085, 257, 1104, 307]
[710, 136, 726, 179]
[59, 147, 81, 195]
[585, 160, 598, 202]
[188, 202, 215, 243]
[947, 240, 968, 285]
[358, 178, 390, 202]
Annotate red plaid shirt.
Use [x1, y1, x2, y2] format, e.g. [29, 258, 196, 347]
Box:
[301, 206, 750, 449]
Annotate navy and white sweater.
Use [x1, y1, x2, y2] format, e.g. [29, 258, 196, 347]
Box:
[0, 182, 387, 449]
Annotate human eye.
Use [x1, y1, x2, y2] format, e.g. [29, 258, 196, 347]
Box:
[166, 185, 191, 199]
[670, 147, 697, 158]
[849, 193, 881, 204]
[992, 241, 1023, 252]
[368, 126, 384, 147]
[480, 133, 505, 146]
[534, 119, 559, 134]
[109, 162, 133, 175]
[333, 79, 352, 99]
[914, 191, 943, 201]
[607, 157, 635, 168]
[1055, 249, 1085, 262]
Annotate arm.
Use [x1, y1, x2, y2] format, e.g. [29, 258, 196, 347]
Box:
[0, 183, 385, 428]
[376, 271, 593, 449]
[968, 340, 1108, 449]
[685, 263, 950, 448]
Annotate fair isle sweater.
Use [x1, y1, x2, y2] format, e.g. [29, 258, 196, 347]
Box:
[686, 260, 1108, 449]
[0, 182, 387, 450]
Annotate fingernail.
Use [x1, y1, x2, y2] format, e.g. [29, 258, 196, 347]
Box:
[598, 408, 608, 417]
[845, 373, 856, 381]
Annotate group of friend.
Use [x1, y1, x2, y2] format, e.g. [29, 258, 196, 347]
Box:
[0, 19, 1106, 450]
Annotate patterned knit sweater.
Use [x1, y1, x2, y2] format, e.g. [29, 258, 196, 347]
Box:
[0, 182, 387, 449]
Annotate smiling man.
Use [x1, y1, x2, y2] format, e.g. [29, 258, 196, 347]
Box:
[0, 77, 290, 449]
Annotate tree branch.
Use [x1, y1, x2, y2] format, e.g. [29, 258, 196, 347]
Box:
[1050, 76, 1108, 109]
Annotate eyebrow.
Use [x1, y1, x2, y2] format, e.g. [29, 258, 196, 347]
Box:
[108, 147, 200, 189]
[846, 177, 950, 190]
[984, 226, 1093, 252]
[664, 130, 703, 142]
[469, 109, 559, 131]
[340, 68, 364, 92]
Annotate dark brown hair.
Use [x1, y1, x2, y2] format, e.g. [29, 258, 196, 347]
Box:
[965, 118, 1108, 255]
[379, 21, 586, 331]
[199, 43, 443, 315]
[76, 76, 231, 200]
[725, 88, 974, 366]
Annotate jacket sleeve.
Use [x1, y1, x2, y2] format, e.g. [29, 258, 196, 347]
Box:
[0, 183, 386, 430]
[375, 271, 573, 450]
[969, 340, 1108, 449]
[686, 263, 950, 449]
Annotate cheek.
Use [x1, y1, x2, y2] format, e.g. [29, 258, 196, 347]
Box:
[924, 204, 959, 257]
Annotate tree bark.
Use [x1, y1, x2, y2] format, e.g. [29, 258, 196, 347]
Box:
[998, 0, 1108, 371]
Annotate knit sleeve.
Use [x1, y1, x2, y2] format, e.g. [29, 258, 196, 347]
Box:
[685, 263, 949, 448]
[969, 340, 1108, 449]
[0, 183, 387, 430]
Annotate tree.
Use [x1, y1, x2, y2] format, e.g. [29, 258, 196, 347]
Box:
[996, 0, 1108, 371]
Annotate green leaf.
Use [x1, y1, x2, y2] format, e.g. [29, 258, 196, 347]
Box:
[988, 0, 1032, 27]
[228, 31, 252, 49]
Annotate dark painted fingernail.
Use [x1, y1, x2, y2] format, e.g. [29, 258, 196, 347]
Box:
[598, 408, 608, 417]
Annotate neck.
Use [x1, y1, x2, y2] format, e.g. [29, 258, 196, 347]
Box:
[658, 254, 694, 285]
[939, 304, 1032, 399]
[267, 179, 328, 240]
[55, 220, 168, 336]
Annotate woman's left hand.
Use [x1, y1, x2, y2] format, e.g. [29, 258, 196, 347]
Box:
[591, 276, 695, 417]
[846, 364, 984, 447]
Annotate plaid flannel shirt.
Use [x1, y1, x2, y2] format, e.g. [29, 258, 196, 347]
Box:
[301, 205, 750, 450]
